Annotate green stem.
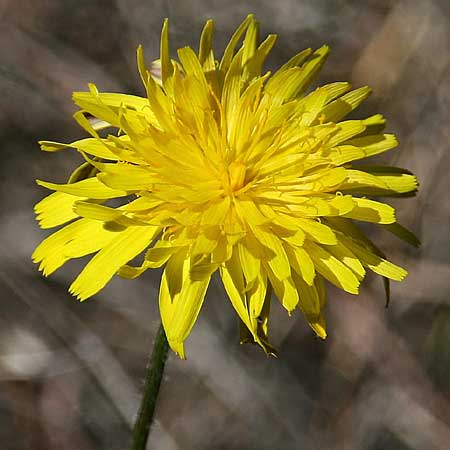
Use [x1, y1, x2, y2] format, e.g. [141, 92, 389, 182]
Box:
[131, 323, 169, 450]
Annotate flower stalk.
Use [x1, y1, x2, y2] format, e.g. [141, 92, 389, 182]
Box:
[131, 323, 169, 450]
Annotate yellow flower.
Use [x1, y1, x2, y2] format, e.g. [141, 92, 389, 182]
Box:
[33, 15, 418, 358]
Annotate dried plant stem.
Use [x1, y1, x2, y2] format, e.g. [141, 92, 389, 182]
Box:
[131, 323, 169, 450]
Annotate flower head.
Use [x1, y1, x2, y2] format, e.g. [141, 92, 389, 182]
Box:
[33, 15, 418, 358]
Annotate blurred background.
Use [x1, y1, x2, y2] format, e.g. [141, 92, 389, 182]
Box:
[1, 0, 449, 449]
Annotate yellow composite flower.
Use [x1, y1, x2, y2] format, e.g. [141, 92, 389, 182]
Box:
[33, 15, 418, 358]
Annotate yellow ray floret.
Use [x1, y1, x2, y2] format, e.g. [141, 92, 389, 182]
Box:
[33, 15, 418, 358]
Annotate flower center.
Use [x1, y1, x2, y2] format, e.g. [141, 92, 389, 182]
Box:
[227, 161, 247, 193]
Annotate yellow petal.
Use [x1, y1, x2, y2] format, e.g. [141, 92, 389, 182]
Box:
[73, 201, 147, 226]
[74, 91, 150, 111]
[284, 244, 316, 285]
[265, 45, 329, 105]
[35, 191, 82, 229]
[368, 172, 417, 196]
[160, 18, 174, 88]
[321, 86, 372, 122]
[73, 88, 156, 132]
[341, 238, 407, 281]
[297, 87, 329, 125]
[190, 229, 219, 256]
[198, 19, 215, 69]
[146, 243, 184, 268]
[243, 34, 277, 83]
[360, 114, 386, 136]
[159, 253, 210, 358]
[321, 82, 352, 102]
[220, 248, 258, 338]
[336, 134, 398, 163]
[278, 48, 312, 72]
[222, 49, 244, 134]
[296, 218, 338, 245]
[304, 240, 360, 294]
[292, 271, 321, 319]
[326, 241, 366, 280]
[341, 168, 418, 196]
[328, 120, 366, 146]
[177, 46, 209, 89]
[37, 177, 128, 199]
[303, 275, 327, 339]
[117, 263, 149, 280]
[219, 14, 254, 74]
[200, 197, 231, 225]
[342, 198, 395, 224]
[247, 272, 268, 319]
[72, 138, 121, 160]
[69, 225, 158, 300]
[265, 265, 299, 313]
[32, 218, 117, 276]
[238, 239, 261, 284]
[252, 226, 291, 280]
[238, 280, 276, 355]
[241, 17, 259, 65]
[189, 255, 219, 282]
[73, 201, 123, 222]
[212, 234, 233, 264]
[39, 138, 119, 160]
[117, 240, 180, 279]
[96, 166, 153, 191]
[234, 198, 268, 226]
